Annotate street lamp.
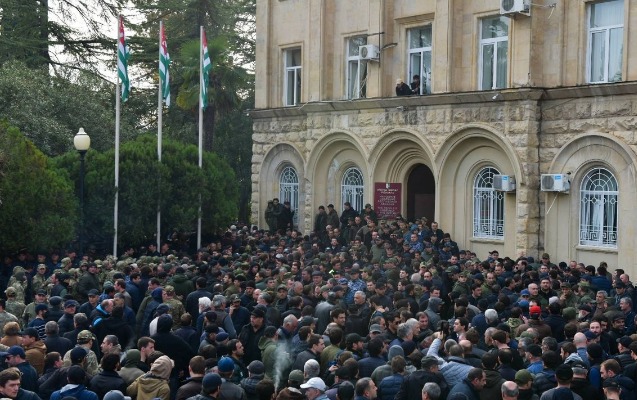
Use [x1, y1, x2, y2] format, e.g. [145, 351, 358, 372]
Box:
[74, 128, 91, 256]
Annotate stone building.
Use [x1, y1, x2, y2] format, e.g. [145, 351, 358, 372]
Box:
[250, 0, 637, 271]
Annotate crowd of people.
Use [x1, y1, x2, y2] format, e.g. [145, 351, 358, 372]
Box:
[0, 206, 635, 400]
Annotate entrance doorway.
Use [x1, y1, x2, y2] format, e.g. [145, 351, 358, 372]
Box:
[407, 164, 435, 223]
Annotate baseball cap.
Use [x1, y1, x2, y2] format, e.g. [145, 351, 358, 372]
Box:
[584, 330, 599, 340]
[21, 328, 39, 338]
[251, 307, 266, 319]
[617, 336, 633, 348]
[217, 357, 235, 373]
[520, 289, 530, 296]
[88, 289, 100, 296]
[369, 324, 382, 334]
[0, 346, 25, 359]
[77, 330, 96, 343]
[70, 346, 88, 363]
[64, 300, 79, 308]
[603, 378, 620, 389]
[300, 377, 326, 391]
[514, 369, 533, 385]
[202, 373, 223, 392]
[35, 304, 48, 313]
[529, 305, 542, 315]
[288, 370, 304, 383]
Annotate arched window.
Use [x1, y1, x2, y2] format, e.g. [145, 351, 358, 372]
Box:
[279, 166, 299, 226]
[580, 168, 618, 247]
[473, 167, 504, 239]
[341, 167, 364, 213]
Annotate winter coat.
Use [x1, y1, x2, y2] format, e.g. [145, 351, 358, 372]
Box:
[220, 380, 247, 400]
[258, 336, 278, 379]
[533, 370, 557, 395]
[426, 338, 473, 387]
[291, 349, 319, 372]
[170, 273, 194, 299]
[479, 369, 505, 400]
[15, 361, 38, 393]
[395, 369, 448, 400]
[241, 374, 264, 400]
[50, 385, 98, 400]
[89, 370, 128, 400]
[93, 315, 136, 350]
[77, 273, 100, 303]
[449, 379, 481, 400]
[275, 388, 304, 400]
[119, 350, 145, 386]
[127, 374, 170, 400]
[570, 377, 603, 400]
[238, 323, 266, 364]
[15, 388, 42, 400]
[176, 376, 203, 400]
[357, 356, 387, 379]
[151, 319, 194, 376]
[24, 340, 47, 375]
[378, 374, 404, 400]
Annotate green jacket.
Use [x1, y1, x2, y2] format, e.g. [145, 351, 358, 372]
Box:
[258, 336, 278, 380]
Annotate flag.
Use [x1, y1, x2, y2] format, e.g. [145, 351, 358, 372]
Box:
[159, 23, 170, 106]
[117, 16, 130, 102]
[201, 30, 211, 109]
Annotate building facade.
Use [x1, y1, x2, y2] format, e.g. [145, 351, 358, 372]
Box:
[250, 0, 637, 272]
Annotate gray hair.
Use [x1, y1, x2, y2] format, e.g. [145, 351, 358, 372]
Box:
[485, 309, 498, 323]
[45, 321, 59, 335]
[104, 334, 119, 346]
[397, 323, 411, 339]
[354, 291, 366, 300]
[73, 313, 88, 327]
[212, 294, 226, 308]
[283, 314, 298, 327]
[501, 381, 519, 398]
[596, 290, 608, 298]
[199, 297, 211, 310]
[304, 359, 320, 378]
[422, 382, 441, 400]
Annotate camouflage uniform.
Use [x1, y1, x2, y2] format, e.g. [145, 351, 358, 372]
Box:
[9, 280, 26, 304]
[63, 330, 99, 376]
[31, 273, 48, 296]
[4, 297, 25, 327]
[163, 286, 185, 329]
[22, 301, 46, 326]
[0, 311, 19, 337]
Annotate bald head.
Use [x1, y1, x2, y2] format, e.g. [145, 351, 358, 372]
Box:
[501, 381, 519, 400]
[459, 340, 472, 354]
[573, 332, 587, 346]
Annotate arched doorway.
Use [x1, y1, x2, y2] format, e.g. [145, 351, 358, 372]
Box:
[407, 164, 435, 222]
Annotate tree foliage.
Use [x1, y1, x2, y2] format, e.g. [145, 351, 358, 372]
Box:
[52, 135, 239, 252]
[0, 123, 77, 253]
[0, 61, 142, 156]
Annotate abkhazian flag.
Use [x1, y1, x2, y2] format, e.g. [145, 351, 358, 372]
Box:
[201, 30, 211, 109]
[118, 16, 130, 102]
[159, 23, 170, 106]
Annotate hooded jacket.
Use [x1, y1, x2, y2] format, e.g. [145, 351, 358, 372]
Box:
[151, 316, 195, 376]
[119, 350, 145, 386]
[170, 273, 194, 298]
[257, 336, 278, 380]
[127, 356, 173, 400]
[479, 369, 505, 400]
[424, 298, 442, 330]
[24, 340, 47, 375]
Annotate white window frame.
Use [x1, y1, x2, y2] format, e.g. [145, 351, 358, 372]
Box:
[279, 166, 299, 227]
[284, 48, 302, 106]
[346, 36, 368, 99]
[473, 167, 504, 239]
[341, 167, 364, 214]
[586, 0, 624, 84]
[579, 167, 618, 248]
[478, 16, 509, 90]
[408, 25, 432, 95]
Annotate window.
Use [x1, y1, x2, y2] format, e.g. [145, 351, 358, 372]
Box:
[341, 167, 364, 213]
[346, 36, 367, 99]
[284, 49, 302, 106]
[408, 26, 432, 95]
[587, 0, 624, 83]
[479, 16, 509, 90]
[279, 166, 299, 226]
[579, 168, 618, 247]
[473, 167, 504, 239]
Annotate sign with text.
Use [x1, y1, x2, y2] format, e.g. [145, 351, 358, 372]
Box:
[374, 183, 402, 219]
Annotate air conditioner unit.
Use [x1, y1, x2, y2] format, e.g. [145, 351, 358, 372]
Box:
[541, 174, 570, 192]
[493, 175, 516, 192]
[500, 0, 530, 16]
[359, 45, 380, 61]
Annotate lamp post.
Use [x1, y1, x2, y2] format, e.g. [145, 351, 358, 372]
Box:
[74, 128, 91, 256]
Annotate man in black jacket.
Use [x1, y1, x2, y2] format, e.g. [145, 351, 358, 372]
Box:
[238, 306, 267, 365]
[395, 356, 448, 400]
[88, 353, 127, 399]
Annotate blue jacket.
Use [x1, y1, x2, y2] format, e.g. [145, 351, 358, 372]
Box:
[50, 385, 98, 400]
[427, 338, 473, 387]
[448, 379, 480, 400]
[378, 374, 404, 400]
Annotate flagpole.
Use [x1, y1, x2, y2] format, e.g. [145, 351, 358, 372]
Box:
[197, 25, 203, 250]
[157, 21, 163, 250]
[113, 15, 122, 258]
